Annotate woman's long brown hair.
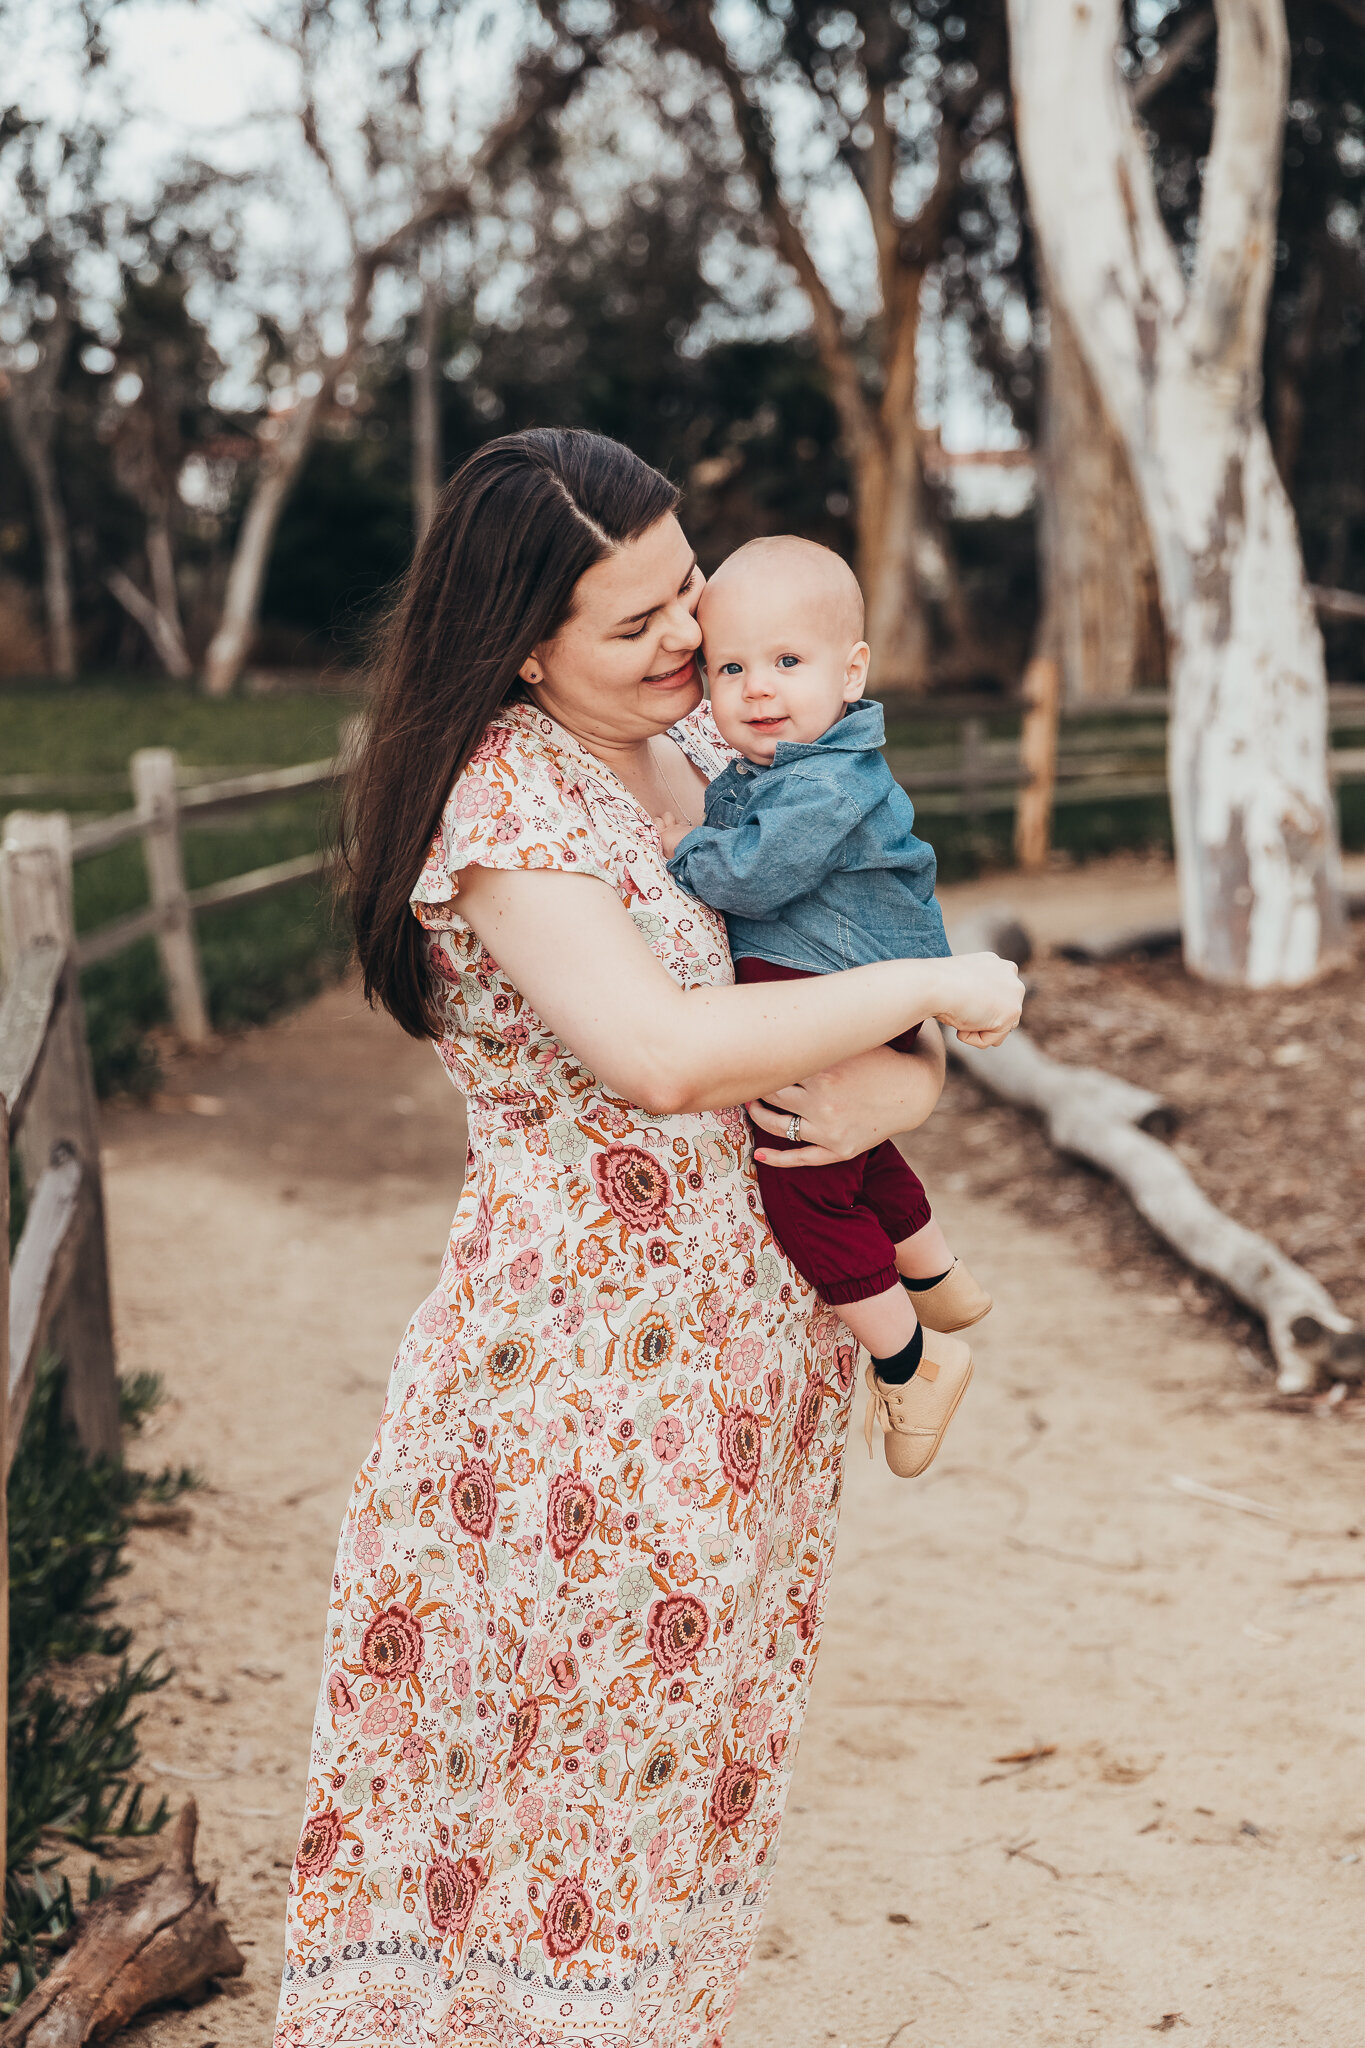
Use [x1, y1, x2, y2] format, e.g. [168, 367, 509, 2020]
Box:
[343, 428, 681, 1039]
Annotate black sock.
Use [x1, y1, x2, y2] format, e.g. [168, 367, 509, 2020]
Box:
[902, 1267, 952, 1293]
[872, 1322, 924, 1386]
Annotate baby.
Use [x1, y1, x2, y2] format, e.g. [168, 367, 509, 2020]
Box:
[664, 535, 1002, 1480]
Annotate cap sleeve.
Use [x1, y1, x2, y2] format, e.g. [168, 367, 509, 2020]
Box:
[411, 711, 614, 931]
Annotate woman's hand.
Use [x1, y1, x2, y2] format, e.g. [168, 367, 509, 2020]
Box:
[748, 1025, 947, 1169]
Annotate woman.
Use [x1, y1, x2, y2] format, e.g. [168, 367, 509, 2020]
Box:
[276, 429, 1021, 2048]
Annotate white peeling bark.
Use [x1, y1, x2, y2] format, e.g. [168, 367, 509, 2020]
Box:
[201, 394, 321, 698]
[1008, 0, 1345, 986]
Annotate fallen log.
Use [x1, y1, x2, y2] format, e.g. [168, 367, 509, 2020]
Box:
[0, 1802, 244, 2048]
[949, 913, 1365, 1395]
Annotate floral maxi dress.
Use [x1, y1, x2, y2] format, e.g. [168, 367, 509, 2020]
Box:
[276, 702, 856, 2048]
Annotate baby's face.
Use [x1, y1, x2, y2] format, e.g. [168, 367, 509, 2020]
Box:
[699, 566, 869, 766]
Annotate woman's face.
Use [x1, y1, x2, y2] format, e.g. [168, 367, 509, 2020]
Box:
[523, 514, 704, 746]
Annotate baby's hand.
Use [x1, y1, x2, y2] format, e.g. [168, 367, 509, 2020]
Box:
[656, 812, 690, 859]
[953, 1023, 1015, 1049]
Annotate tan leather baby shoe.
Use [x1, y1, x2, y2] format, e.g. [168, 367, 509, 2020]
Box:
[863, 1332, 974, 1479]
[908, 1258, 992, 1333]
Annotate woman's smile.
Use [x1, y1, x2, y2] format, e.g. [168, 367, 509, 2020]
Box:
[644, 654, 698, 691]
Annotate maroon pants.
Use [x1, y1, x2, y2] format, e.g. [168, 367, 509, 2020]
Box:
[737, 958, 932, 1307]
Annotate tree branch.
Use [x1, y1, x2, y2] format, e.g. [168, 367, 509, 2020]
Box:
[1131, 5, 1214, 113]
[1187, 0, 1288, 374]
[616, 0, 879, 464]
[106, 569, 192, 678]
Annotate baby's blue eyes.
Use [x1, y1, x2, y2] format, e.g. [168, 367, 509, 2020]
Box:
[716, 656, 800, 674]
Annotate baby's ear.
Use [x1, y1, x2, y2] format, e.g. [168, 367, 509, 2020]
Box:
[842, 642, 871, 701]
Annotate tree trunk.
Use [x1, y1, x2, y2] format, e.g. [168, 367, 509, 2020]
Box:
[411, 273, 442, 546]
[856, 420, 931, 694]
[201, 395, 320, 697]
[1038, 284, 1164, 702]
[6, 323, 78, 679]
[107, 518, 193, 679]
[1009, 0, 1345, 987]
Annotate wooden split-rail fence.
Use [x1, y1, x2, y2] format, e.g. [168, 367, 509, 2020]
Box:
[0, 744, 341, 1879]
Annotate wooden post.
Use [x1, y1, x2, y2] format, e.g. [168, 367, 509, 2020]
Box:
[1014, 653, 1062, 870]
[131, 748, 210, 1045]
[0, 813, 121, 1462]
[961, 715, 987, 834]
[1, 1092, 10, 1888]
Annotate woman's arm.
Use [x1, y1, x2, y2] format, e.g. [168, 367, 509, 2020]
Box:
[454, 867, 1021, 1117]
[748, 1025, 946, 1169]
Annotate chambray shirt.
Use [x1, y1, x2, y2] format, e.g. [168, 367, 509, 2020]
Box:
[666, 700, 950, 973]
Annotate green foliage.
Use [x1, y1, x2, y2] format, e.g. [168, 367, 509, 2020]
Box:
[3, 1363, 196, 2010]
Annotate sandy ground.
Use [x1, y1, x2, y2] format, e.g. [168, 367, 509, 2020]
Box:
[96, 954, 1365, 2048]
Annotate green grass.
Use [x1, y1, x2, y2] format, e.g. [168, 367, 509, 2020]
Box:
[2, 676, 360, 1094]
[2, 675, 357, 779]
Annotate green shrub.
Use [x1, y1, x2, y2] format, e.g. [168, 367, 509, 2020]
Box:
[3, 1365, 196, 2012]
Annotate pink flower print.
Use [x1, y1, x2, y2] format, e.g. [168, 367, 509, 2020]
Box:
[724, 1334, 764, 1388]
[562, 1297, 585, 1339]
[509, 1248, 542, 1293]
[417, 1293, 452, 1336]
[454, 781, 494, 820]
[651, 1415, 685, 1462]
[584, 1406, 606, 1437]
[492, 809, 525, 842]
[646, 1827, 670, 1874]
[515, 1791, 543, 1835]
[703, 1307, 730, 1348]
[362, 1696, 406, 1738]
[584, 1721, 610, 1756]
[590, 1144, 672, 1231]
[400, 1732, 426, 1770]
[354, 1510, 382, 1570]
[666, 1461, 705, 1505]
[744, 1701, 773, 1744]
[434, 1612, 469, 1657]
[449, 1658, 472, 1700]
[345, 1899, 373, 1942]
[734, 1222, 755, 1253]
[327, 1670, 358, 1718]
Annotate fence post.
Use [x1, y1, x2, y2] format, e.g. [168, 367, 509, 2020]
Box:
[1014, 654, 1062, 870]
[1, 1092, 10, 1886]
[131, 748, 210, 1046]
[0, 812, 121, 1462]
[961, 715, 987, 834]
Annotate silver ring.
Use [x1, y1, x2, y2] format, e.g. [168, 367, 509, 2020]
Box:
[785, 1114, 802, 1143]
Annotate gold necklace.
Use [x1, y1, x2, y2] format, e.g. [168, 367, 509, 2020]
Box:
[650, 738, 700, 828]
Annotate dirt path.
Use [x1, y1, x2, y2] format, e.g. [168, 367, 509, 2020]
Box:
[98, 977, 1365, 2048]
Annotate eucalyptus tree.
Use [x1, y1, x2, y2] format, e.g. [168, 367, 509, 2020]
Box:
[199, 0, 596, 696]
[563, 0, 1027, 691]
[1009, 0, 1344, 986]
[0, 112, 105, 677]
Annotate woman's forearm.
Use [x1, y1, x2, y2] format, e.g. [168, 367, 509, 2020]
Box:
[455, 868, 964, 1115]
[664, 966, 952, 1113]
